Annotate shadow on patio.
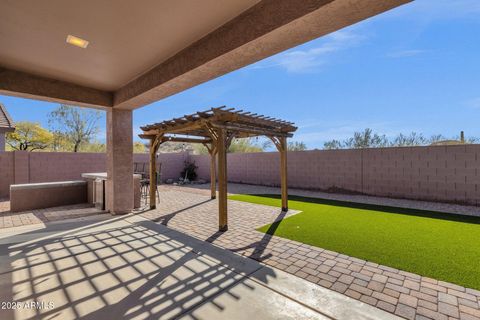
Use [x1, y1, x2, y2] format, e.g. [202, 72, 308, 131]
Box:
[0, 215, 326, 320]
[138, 187, 298, 265]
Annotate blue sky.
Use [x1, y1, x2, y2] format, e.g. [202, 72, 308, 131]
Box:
[1, 0, 480, 149]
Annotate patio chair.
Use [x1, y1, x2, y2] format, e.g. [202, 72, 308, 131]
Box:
[141, 163, 161, 201]
[134, 162, 147, 178]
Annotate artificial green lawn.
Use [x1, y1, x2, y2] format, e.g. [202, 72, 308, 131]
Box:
[229, 194, 480, 290]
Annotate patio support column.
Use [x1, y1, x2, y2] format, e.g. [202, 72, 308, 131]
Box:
[106, 109, 133, 215]
[217, 128, 228, 231]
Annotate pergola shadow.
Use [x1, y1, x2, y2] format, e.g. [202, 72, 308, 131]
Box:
[229, 209, 288, 262]
[149, 199, 214, 226]
[0, 216, 278, 320]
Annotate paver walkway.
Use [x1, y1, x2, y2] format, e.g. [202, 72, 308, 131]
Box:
[140, 186, 480, 320]
[0, 198, 9, 213]
[0, 201, 104, 229]
[174, 183, 480, 217]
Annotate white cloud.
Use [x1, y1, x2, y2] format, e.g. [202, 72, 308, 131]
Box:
[387, 49, 426, 58]
[466, 98, 480, 109]
[292, 120, 421, 146]
[382, 0, 480, 21]
[415, 0, 480, 17]
[251, 29, 366, 73]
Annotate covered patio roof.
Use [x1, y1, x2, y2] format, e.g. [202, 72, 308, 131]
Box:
[140, 107, 297, 231]
[0, 0, 411, 110]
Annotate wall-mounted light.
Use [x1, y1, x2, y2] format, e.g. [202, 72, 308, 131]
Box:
[66, 35, 89, 48]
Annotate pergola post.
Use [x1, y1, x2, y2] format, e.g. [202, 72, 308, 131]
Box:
[203, 143, 217, 199]
[210, 153, 216, 199]
[149, 135, 162, 209]
[279, 136, 288, 212]
[216, 128, 228, 231]
[209, 147, 217, 199]
[270, 136, 288, 212]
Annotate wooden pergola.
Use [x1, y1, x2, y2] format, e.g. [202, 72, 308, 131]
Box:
[139, 107, 297, 231]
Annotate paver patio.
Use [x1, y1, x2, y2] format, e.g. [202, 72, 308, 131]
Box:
[0, 200, 105, 229]
[139, 185, 480, 320]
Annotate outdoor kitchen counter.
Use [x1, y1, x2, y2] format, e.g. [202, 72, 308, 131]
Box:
[82, 172, 142, 211]
[82, 172, 142, 180]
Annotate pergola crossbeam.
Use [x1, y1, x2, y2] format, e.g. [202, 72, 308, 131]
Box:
[210, 122, 293, 138]
[164, 137, 212, 144]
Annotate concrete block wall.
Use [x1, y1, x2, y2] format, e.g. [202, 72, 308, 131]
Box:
[130, 152, 188, 180]
[288, 149, 363, 191]
[0, 151, 189, 198]
[1, 146, 479, 205]
[0, 132, 5, 152]
[157, 152, 190, 180]
[359, 145, 480, 204]
[191, 149, 363, 191]
[29, 152, 107, 183]
[190, 154, 210, 181]
[0, 152, 14, 198]
[191, 145, 480, 206]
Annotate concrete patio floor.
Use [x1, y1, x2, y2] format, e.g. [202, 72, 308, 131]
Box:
[139, 185, 480, 320]
[0, 214, 398, 320]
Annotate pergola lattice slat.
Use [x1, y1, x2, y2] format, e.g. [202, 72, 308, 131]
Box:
[140, 107, 297, 231]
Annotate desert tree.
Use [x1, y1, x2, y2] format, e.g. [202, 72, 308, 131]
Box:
[287, 141, 307, 151]
[391, 132, 427, 147]
[6, 121, 53, 151]
[344, 128, 388, 149]
[48, 105, 102, 152]
[323, 139, 343, 150]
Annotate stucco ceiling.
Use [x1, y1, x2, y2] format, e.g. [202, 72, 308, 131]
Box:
[0, 0, 260, 91]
